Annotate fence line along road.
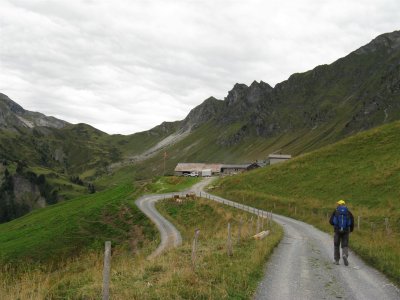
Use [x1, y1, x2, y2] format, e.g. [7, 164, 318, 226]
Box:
[135, 193, 182, 258]
[191, 179, 399, 300]
[135, 178, 399, 299]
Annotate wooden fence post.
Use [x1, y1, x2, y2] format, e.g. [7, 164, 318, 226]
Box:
[192, 229, 200, 269]
[256, 216, 260, 234]
[261, 213, 264, 230]
[250, 216, 254, 237]
[238, 217, 243, 243]
[385, 218, 389, 234]
[270, 211, 273, 230]
[102, 241, 111, 300]
[227, 223, 233, 256]
[294, 206, 297, 215]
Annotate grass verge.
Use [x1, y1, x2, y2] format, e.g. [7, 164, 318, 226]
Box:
[147, 176, 202, 194]
[212, 121, 400, 285]
[0, 195, 283, 299]
[0, 183, 159, 299]
[133, 197, 283, 299]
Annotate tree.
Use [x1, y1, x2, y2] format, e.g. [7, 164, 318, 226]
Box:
[70, 176, 84, 186]
[16, 160, 27, 174]
[88, 183, 96, 194]
[37, 174, 46, 185]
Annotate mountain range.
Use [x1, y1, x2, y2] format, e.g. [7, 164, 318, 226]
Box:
[0, 93, 68, 130]
[0, 30, 399, 220]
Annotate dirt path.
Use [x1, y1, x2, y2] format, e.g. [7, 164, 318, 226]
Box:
[134, 179, 213, 258]
[195, 179, 399, 300]
[136, 178, 399, 299]
[252, 213, 400, 300]
[135, 194, 182, 259]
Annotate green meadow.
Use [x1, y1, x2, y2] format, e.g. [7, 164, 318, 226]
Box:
[213, 121, 400, 285]
[0, 176, 283, 299]
[0, 184, 157, 264]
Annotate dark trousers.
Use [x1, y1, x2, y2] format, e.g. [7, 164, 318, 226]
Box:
[334, 231, 349, 261]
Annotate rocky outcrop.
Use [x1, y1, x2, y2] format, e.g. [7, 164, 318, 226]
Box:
[12, 174, 46, 209]
[0, 93, 69, 130]
[183, 97, 224, 130]
[0, 168, 51, 223]
[354, 30, 400, 55]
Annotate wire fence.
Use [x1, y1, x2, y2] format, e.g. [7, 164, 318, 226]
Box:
[102, 191, 398, 299]
[194, 191, 400, 237]
[102, 192, 275, 299]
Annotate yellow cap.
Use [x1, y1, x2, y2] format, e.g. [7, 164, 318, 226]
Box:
[337, 199, 346, 205]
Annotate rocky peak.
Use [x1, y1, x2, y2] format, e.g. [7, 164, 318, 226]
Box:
[247, 81, 273, 104]
[224, 81, 273, 107]
[225, 83, 249, 106]
[183, 96, 223, 130]
[0, 93, 25, 114]
[354, 30, 400, 55]
[0, 93, 70, 130]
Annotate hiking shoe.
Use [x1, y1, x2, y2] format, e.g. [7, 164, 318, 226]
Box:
[343, 255, 349, 266]
[334, 260, 339, 265]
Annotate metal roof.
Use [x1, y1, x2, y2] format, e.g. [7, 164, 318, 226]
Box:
[174, 163, 223, 172]
[221, 164, 252, 169]
[268, 154, 292, 159]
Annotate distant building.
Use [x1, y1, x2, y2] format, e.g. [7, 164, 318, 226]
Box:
[174, 163, 222, 176]
[268, 154, 292, 165]
[247, 162, 261, 171]
[220, 164, 250, 175]
[174, 162, 261, 176]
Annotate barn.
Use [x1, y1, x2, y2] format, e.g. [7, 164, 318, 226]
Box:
[174, 163, 223, 176]
[220, 163, 260, 175]
[268, 154, 292, 165]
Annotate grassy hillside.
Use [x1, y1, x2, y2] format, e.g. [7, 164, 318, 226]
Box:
[0, 173, 198, 264]
[212, 120, 400, 284]
[0, 177, 283, 299]
[0, 184, 157, 264]
[133, 117, 358, 180]
[0, 121, 178, 181]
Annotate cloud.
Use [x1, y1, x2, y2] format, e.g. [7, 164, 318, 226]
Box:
[1, 0, 399, 134]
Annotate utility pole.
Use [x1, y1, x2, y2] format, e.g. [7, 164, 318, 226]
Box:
[163, 151, 167, 176]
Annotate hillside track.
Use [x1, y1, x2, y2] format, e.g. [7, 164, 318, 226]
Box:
[134, 179, 213, 258]
[252, 213, 400, 300]
[136, 178, 399, 299]
[194, 178, 400, 300]
[135, 194, 182, 258]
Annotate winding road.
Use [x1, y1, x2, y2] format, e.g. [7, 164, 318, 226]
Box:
[136, 178, 400, 299]
[135, 193, 182, 259]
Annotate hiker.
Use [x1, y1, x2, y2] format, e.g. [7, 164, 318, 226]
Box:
[329, 199, 354, 266]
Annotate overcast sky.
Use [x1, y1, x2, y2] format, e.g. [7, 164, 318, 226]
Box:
[1, 0, 399, 134]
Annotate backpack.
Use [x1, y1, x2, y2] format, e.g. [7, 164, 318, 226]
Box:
[333, 206, 351, 232]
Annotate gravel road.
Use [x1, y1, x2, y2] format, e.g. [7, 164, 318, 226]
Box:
[194, 178, 400, 300]
[253, 213, 400, 300]
[137, 178, 399, 299]
[135, 194, 182, 258]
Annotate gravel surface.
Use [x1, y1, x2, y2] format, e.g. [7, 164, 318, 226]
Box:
[135, 194, 182, 258]
[137, 178, 400, 299]
[253, 213, 400, 300]
[194, 178, 400, 300]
